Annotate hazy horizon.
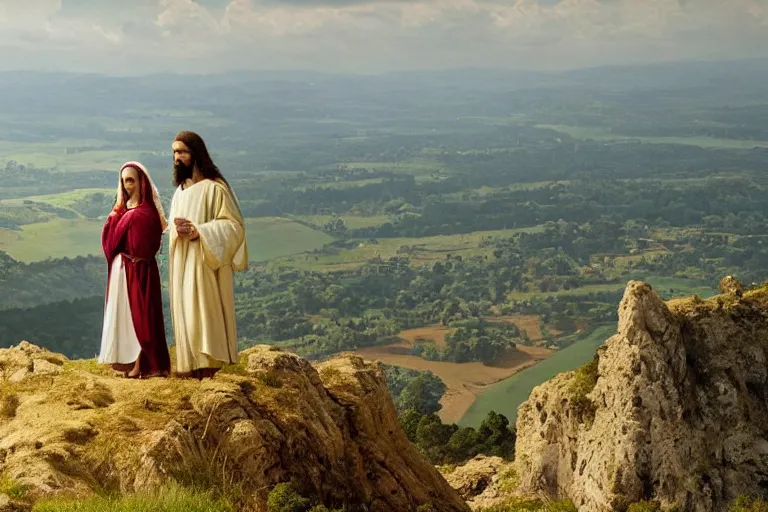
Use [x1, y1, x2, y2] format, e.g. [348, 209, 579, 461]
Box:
[1, 0, 766, 76]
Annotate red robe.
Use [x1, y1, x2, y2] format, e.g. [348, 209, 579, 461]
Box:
[101, 200, 171, 375]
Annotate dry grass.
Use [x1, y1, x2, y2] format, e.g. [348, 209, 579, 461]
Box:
[31, 482, 234, 512]
[0, 473, 31, 500]
[0, 389, 19, 418]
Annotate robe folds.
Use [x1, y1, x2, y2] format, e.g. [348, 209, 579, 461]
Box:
[168, 178, 247, 374]
[98, 201, 171, 375]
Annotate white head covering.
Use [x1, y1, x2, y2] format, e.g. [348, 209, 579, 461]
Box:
[116, 161, 168, 232]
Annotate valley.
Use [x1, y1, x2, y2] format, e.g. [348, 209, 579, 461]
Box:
[0, 61, 765, 438]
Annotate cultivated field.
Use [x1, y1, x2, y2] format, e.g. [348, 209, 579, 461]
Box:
[0, 220, 104, 261]
[355, 341, 553, 423]
[0, 216, 333, 263]
[273, 225, 545, 272]
[244, 217, 333, 263]
[537, 124, 768, 149]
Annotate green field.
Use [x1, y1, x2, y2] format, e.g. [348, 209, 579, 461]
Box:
[291, 214, 390, 230]
[537, 124, 768, 149]
[0, 216, 333, 263]
[0, 139, 141, 172]
[4, 188, 114, 206]
[340, 158, 443, 176]
[273, 225, 545, 271]
[244, 217, 333, 263]
[296, 178, 387, 190]
[508, 275, 715, 301]
[0, 219, 104, 261]
[458, 323, 616, 427]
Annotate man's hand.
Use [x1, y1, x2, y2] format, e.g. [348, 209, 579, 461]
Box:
[174, 217, 199, 240]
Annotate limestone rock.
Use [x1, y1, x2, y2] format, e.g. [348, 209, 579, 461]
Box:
[442, 455, 516, 510]
[514, 280, 768, 512]
[0, 341, 67, 382]
[0, 343, 468, 512]
[444, 456, 507, 500]
[719, 275, 743, 297]
[31, 360, 61, 377]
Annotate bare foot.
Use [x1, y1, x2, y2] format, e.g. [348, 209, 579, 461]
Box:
[126, 358, 141, 378]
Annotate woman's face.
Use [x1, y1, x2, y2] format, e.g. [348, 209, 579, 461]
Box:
[121, 167, 140, 201]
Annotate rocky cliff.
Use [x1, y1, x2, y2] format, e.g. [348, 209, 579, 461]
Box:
[0, 342, 470, 512]
[514, 279, 768, 512]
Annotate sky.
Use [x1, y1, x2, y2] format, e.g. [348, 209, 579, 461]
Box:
[0, 0, 766, 75]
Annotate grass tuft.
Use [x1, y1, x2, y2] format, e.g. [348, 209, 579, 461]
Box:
[31, 482, 233, 512]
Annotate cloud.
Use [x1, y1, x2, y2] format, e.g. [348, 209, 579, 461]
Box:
[0, 0, 766, 74]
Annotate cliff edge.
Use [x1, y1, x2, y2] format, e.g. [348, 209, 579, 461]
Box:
[514, 278, 768, 512]
[0, 342, 469, 512]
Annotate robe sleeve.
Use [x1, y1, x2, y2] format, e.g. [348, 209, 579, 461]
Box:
[101, 210, 132, 261]
[194, 183, 246, 271]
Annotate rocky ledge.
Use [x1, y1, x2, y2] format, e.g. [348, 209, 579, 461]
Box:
[0, 341, 469, 512]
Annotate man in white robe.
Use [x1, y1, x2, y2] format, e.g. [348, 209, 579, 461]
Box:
[167, 131, 248, 379]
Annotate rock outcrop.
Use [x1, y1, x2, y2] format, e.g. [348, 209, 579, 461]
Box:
[442, 455, 516, 511]
[514, 280, 768, 512]
[0, 342, 469, 512]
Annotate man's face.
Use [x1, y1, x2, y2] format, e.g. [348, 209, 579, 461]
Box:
[172, 141, 193, 168]
[172, 140, 194, 183]
[121, 167, 140, 201]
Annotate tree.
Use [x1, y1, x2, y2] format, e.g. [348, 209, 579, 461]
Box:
[477, 411, 516, 459]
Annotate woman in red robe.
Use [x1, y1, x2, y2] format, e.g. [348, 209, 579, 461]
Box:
[98, 161, 171, 378]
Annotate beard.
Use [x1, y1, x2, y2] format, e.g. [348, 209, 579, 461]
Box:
[173, 160, 193, 186]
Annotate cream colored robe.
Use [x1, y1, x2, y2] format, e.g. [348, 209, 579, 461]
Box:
[168, 178, 247, 373]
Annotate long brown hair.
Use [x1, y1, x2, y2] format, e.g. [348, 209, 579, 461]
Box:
[173, 131, 231, 186]
[173, 131, 241, 216]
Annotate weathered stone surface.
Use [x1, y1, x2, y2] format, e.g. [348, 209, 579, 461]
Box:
[442, 455, 515, 510]
[514, 280, 768, 512]
[0, 343, 469, 512]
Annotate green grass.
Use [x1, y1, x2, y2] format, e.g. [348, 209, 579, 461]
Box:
[273, 226, 544, 271]
[0, 139, 141, 172]
[0, 216, 331, 263]
[0, 474, 31, 500]
[291, 214, 390, 230]
[442, 182, 564, 200]
[0, 219, 104, 262]
[295, 178, 387, 190]
[537, 124, 768, 149]
[3, 189, 115, 210]
[244, 217, 333, 263]
[340, 158, 442, 175]
[31, 483, 233, 512]
[508, 276, 715, 301]
[477, 497, 577, 512]
[458, 324, 615, 427]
